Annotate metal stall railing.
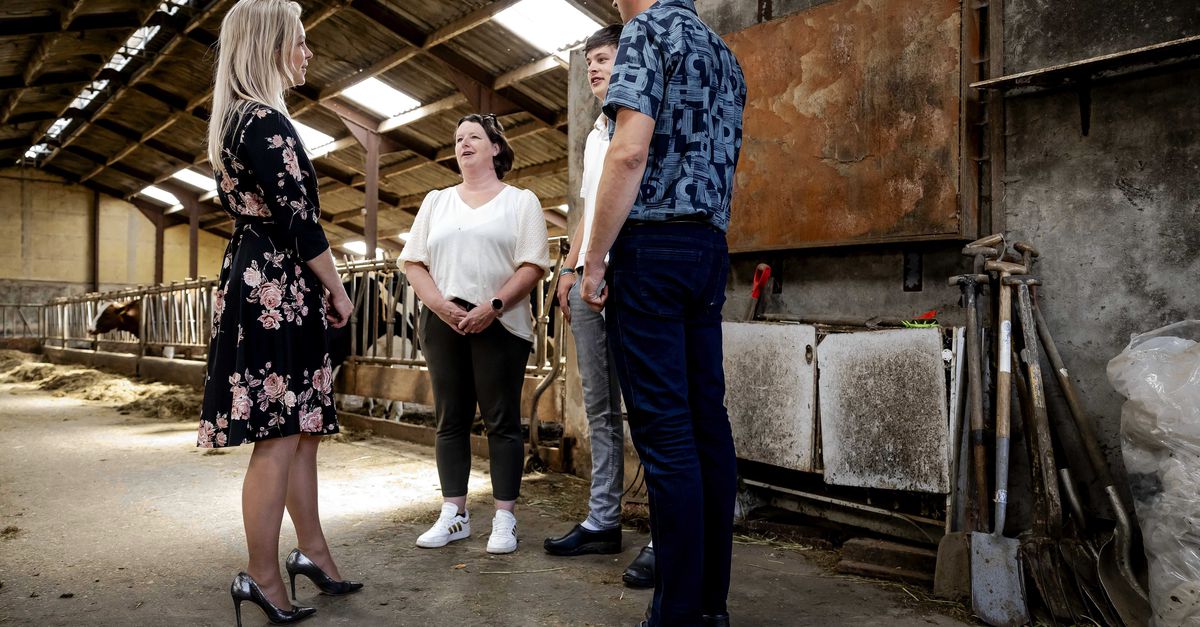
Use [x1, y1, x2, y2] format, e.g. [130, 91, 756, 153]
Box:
[141, 278, 219, 358]
[0, 303, 45, 340]
[336, 237, 566, 377]
[40, 237, 566, 375]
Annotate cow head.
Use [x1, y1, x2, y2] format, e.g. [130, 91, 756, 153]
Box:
[89, 300, 141, 338]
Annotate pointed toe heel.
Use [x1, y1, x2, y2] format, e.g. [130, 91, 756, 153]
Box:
[231, 572, 315, 626]
[285, 548, 363, 597]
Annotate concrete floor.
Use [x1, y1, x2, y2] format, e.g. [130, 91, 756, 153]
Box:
[0, 380, 973, 626]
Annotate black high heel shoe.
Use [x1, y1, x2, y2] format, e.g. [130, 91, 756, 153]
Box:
[285, 548, 364, 597]
[231, 572, 315, 626]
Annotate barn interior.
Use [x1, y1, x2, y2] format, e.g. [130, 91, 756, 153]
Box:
[1, 0, 1198, 625]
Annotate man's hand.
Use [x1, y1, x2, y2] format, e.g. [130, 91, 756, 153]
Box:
[434, 299, 469, 335]
[457, 305, 499, 334]
[557, 272, 577, 324]
[581, 259, 608, 312]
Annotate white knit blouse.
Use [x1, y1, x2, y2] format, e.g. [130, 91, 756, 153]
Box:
[399, 185, 551, 341]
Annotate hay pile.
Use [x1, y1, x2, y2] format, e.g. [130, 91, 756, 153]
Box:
[0, 349, 35, 372]
[0, 351, 202, 421]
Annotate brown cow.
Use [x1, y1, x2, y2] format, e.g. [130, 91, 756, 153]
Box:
[89, 300, 141, 337]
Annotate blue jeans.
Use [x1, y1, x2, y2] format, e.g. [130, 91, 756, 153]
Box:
[568, 280, 625, 529]
[606, 222, 737, 626]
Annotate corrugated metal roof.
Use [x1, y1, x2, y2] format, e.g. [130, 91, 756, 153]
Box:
[2, 0, 620, 243]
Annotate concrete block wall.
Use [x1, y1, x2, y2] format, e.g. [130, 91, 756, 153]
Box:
[0, 167, 228, 300]
[563, 0, 1200, 494]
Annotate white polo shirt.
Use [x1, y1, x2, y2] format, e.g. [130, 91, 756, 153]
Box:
[399, 185, 550, 341]
[577, 114, 611, 269]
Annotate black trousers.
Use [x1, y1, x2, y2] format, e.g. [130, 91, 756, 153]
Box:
[420, 305, 531, 501]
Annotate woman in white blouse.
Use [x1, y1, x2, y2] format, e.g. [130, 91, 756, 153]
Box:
[399, 113, 550, 554]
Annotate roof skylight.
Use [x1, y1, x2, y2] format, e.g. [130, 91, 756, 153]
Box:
[105, 26, 161, 73]
[158, 0, 190, 16]
[45, 118, 71, 140]
[69, 80, 109, 112]
[291, 120, 335, 156]
[21, 0, 183, 167]
[140, 185, 181, 208]
[171, 168, 218, 192]
[24, 144, 51, 161]
[494, 0, 602, 58]
[341, 240, 384, 259]
[340, 77, 420, 119]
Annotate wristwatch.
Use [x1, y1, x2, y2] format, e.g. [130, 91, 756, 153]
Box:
[490, 297, 504, 312]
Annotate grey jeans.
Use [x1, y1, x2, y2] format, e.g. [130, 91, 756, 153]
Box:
[569, 279, 625, 529]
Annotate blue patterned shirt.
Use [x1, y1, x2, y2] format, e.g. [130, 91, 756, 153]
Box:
[603, 0, 746, 231]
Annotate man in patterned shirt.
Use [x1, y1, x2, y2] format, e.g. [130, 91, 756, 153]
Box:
[580, 1, 746, 625]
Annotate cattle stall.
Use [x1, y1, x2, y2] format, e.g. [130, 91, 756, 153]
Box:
[31, 246, 568, 464]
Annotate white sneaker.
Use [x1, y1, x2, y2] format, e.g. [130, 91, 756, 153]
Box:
[416, 503, 470, 548]
[486, 510, 518, 554]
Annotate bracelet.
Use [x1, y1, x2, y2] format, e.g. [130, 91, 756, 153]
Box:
[559, 267, 577, 276]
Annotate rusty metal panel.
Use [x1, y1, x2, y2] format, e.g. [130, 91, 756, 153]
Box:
[722, 321, 818, 473]
[818, 328, 950, 493]
[725, 0, 963, 253]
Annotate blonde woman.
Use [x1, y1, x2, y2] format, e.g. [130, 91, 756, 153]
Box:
[197, 0, 359, 624]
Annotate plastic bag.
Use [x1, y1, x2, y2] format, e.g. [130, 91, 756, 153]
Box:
[1108, 321, 1200, 626]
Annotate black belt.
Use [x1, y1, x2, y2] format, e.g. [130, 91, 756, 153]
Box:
[623, 217, 723, 235]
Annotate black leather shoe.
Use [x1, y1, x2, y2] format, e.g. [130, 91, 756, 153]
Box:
[285, 549, 363, 597]
[544, 524, 622, 556]
[622, 544, 655, 588]
[702, 613, 731, 626]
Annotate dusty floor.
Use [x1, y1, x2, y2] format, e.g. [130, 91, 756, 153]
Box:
[0, 355, 973, 626]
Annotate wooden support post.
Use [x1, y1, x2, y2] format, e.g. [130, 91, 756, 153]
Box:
[154, 210, 164, 284]
[88, 190, 100, 292]
[186, 196, 199, 279]
[364, 131, 379, 257]
[339, 112, 389, 258]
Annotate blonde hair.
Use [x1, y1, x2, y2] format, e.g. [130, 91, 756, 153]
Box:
[207, 0, 304, 167]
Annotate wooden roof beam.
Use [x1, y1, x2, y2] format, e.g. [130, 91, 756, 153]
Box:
[348, 0, 559, 126]
[41, 162, 233, 242]
[0, 0, 90, 125]
[0, 10, 142, 37]
[290, 0, 521, 118]
[41, 0, 234, 170]
[560, 0, 621, 26]
[68, 0, 342, 179]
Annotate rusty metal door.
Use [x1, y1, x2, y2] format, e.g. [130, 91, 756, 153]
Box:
[818, 328, 950, 493]
[722, 321, 818, 473]
[725, 0, 967, 252]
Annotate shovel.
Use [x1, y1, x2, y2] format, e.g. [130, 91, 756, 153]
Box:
[972, 258, 1030, 627]
[1023, 254, 1151, 627]
[1008, 274, 1087, 622]
[935, 272, 990, 601]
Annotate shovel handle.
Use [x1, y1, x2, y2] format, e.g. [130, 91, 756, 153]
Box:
[992, 270, 1015, 534]
[1033, 303, 1116, 489]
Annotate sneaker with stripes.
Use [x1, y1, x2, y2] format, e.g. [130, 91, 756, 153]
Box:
[416, 502, 470, 548]
[486, 510, 518, 554]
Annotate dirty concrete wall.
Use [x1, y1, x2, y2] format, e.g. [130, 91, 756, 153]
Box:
[999, 0, 1200, 467]
[565, 0, 1200, 494]
[0, 167, 227, 301]
[704, 0, 1199, 485]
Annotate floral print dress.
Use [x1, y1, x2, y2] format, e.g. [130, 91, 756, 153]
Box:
[197, 103, 338, 448]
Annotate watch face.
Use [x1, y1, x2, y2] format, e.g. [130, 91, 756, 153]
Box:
[491, 298, 503, 311]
